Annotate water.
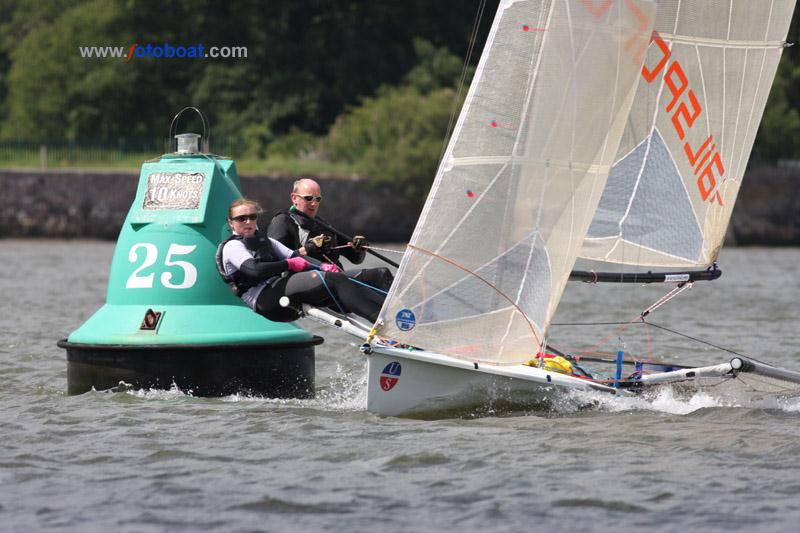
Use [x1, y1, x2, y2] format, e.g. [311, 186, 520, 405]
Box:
[2, 240, 800, 532]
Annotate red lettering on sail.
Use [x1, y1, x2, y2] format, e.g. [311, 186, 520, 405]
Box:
[697, 152, 724, 202]
[578, 1, 654, 66]
[684, 135, 714, 168]
[622, 0, 652, 63]
[672, 90, 701, 140]
[581, 0, 614, 18]
[641, 31, 725, 206]
[641, 31, 670, 82]
[664, 62, 688, 113]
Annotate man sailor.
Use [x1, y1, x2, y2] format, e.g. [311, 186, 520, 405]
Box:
[267, 178, 394, 293]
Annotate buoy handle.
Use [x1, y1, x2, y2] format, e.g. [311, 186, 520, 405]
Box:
[169, 107, 210, 153]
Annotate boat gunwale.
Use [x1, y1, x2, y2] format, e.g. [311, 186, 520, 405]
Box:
[369, 344, 624, 395]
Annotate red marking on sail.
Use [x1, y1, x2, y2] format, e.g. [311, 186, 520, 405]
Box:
[581, 0, 614, 18]
[622, 0, 651, 62]
[489, 121, 516, 130]
[642, 30, 726, 206]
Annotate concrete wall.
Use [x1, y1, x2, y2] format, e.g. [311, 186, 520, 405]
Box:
[726, 165, 800, 245]
[1, 166, 798, 244]
[0, 169, 419, 241]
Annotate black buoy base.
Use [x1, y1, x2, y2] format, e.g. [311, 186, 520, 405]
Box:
[58, 338, 323, 398]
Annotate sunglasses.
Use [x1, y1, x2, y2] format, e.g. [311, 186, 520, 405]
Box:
[294, 194, 322, 203]
[230, 213, 260, 222]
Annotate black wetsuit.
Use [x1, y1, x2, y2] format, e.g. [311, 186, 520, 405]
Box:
[218, 232, 384, 323]
[267, 209, 394, 293]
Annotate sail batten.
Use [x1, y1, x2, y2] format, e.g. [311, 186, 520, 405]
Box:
[377, 0, 657, 364]
[450, 156, 613, 173]
[655, 33, 787, 49]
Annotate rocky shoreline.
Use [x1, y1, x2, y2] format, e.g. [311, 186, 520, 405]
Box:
[1, 166, 798, 245]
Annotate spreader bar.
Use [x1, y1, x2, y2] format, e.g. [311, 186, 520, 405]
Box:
[569, 268, 721, 284]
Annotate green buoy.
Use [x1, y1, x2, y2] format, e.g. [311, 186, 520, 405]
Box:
[58, 108, 321, 396]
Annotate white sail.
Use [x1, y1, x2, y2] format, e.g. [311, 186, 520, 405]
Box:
[581, 0, 797, 267]
[376, 0, 656, 364]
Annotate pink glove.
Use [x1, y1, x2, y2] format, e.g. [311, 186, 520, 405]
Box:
[286, 257, 310, 273]
[320, 262, 341, 273]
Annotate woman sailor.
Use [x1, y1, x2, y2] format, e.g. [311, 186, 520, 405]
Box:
[216, 198, 385, 323]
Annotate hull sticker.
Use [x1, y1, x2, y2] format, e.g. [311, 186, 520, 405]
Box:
[380, 362, 402, 391]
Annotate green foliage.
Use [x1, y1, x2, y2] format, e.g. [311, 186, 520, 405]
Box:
[2, 0, 141, 140]
[265, 129, 320, 159]
[403, 38, 468, 93]
[238, 122, 274, 160]
[750, 13, 800, 163]
[754, 58, 800, 162]
[324, 85, 458, 200]
[323, 40, 469, 201]
[0, 0, 497, 145]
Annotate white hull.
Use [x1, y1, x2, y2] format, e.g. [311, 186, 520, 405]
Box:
[293, 305, 800, 417]
[366, 346, 625, 418]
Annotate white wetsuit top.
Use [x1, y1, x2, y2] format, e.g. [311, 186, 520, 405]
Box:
[221, 236, 295, 310]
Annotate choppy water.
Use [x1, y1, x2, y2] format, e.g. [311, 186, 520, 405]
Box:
[2, 240, 800, 532]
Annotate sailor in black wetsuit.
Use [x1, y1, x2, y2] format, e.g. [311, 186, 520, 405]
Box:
[217, 199, 385, 323]
[267, 178, 394, 293]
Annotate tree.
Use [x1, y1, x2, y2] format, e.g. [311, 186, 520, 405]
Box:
[1, 0, 498, 145]
[324, 40, 470, 200]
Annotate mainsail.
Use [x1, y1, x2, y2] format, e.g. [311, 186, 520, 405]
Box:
[581, 0, 797, 267]
[376, 0, 656, 363]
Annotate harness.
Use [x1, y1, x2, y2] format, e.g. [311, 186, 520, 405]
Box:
[282, 209, 337, 249]
[286, 210, 312, 246]
[280, 209, 344, 267]
[215, 233, 280, 296]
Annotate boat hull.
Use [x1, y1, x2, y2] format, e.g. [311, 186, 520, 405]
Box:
[59, 338, 322, 397]
[366, 346, 622, 417]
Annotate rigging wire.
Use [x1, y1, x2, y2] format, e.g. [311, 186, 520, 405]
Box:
[329, 244, 406, 255]
[565, 282, 694, 360]
[314, 251, 390, 296]
[361, 245, 405, 255]
[437, 0, 489, 165]
[552, 316, 784, 369]
[408, 244, 541, 347]
[641, 281, 694, 317]
[313, 268, 346, 315]
[345, 276, 389, 295]
[643, 321, 751, 358]
[642, 318, 654, 360]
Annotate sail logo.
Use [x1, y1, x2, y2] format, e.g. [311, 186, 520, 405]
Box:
[396, 309, 416, 331]
[380, 362, 402, 391]
[580, 0, 653, 65]
[642, 31, 725, 206]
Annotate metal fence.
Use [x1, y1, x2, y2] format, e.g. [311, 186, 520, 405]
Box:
[0, 138, 241, 168]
